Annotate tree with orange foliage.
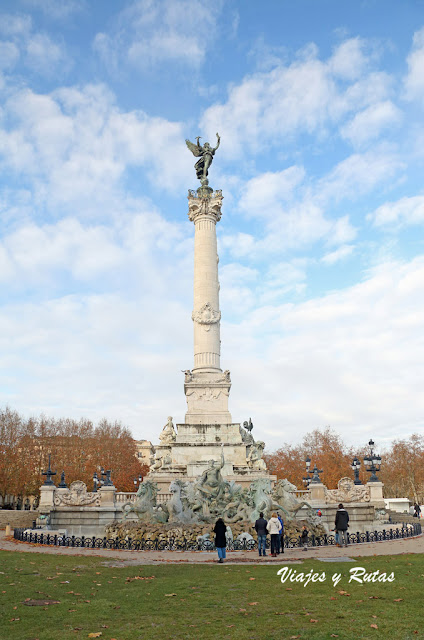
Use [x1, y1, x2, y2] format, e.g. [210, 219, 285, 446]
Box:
[380, 434, 424, 502]
[0, 408, 150, 502]
[265, 427, 363, 489]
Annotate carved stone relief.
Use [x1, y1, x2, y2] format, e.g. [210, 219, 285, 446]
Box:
[54, 481, 100, 507]
[324, 477, 370, 504]
[192, 302, 221, 330]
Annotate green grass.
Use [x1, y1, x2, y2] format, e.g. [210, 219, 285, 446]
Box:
[0, 550, 424, 640]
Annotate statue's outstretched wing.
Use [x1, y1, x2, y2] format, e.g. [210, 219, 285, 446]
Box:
[186, 138, 202, 157]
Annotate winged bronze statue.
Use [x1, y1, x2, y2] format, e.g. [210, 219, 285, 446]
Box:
[186, 133, 220, 184]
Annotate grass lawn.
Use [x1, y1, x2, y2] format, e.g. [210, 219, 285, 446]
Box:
[0, 550, 423, 640]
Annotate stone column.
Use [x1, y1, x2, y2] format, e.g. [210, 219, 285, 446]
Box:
[189, 188, 222, 372]
[184, 188, 232, 424]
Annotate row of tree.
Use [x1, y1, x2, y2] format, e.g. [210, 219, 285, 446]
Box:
[264, 427, 424, 503]
[0, 407, 148, 503]
[1, 406, 423, 504]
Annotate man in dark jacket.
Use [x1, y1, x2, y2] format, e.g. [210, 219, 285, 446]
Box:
[254, 512, 268, 557]
[213, 517, 227, 563]
[335, 503, 349, 547]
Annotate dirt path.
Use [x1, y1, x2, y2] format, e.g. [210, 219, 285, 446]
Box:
[1, 531, 423, 565]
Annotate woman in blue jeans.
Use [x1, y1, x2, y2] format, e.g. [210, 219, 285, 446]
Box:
[213, 517, 227, 563]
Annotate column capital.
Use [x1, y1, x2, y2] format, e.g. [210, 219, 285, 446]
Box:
[188, 189, 223, 223]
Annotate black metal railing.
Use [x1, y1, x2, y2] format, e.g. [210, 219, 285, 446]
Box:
[12, 522, 421, 551]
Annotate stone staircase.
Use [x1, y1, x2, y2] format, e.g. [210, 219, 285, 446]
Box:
[385, 509, 420, 525]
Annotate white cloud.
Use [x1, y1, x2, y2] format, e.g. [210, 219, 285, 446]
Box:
[239, 166, 305, 218]
[0, 41, 20, 70]
[0, 12, 69, 77]
[317, 148, 404, 203]
[369, 195, 424, 228]
[200, 37, 392, 158]
[223, 257, 424, 448]
[20, 0, 85, 20]
[340, 101, 402, 147]
[326, 215, 357, 247]
[25, 33, 68, 75]
[321, 244, 355, 265]
[0, 14, 32, 37]
[328, 37, 369, 81]
[0, 84, 192, 211]
[404, 27, 424, 100]
[93, 0, 223, 73]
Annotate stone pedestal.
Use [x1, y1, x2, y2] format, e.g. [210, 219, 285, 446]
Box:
[309, 482, 326, 502]
[39, 485, 55, 512]
[367, 481, 385, 509]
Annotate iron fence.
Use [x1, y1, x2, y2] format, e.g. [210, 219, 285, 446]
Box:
[13, 522, 421, 551]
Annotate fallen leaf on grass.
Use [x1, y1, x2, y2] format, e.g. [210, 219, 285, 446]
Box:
[310, 619, 318, 623]
[368, 596, 380, 599]
[249, 577, 255, 580]
[165, 593, 177, 597]
[290, 636, 301, 639]
[10, 618, 20, 621]
[393, 598, 403, 602]
[331, 635, 339, 637]
[338, 590, 350, 596]
[248, 602, 258, 606]
[239, 608, 246, 612]
[286, 588, 292, 591]
[370, 624, 378, 629]
[88, 634, 102, 638]
[23, 600, 60, 606]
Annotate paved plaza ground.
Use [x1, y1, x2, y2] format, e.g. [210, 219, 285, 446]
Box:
[1, 530, 423, 564]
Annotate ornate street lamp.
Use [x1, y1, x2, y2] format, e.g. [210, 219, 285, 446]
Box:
[133, 474, 143, 488]
[351, 456, 362, 485]
[363, 439, 382, 482]
[303, 456, 312, 487]
[303, 456, 324, 485]
[42, 454, 56, 486]
[309, 463, 324, 484]
[93, 467, 114, 490]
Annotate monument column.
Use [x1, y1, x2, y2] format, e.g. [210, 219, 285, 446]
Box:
[183, 186, 232, 424]
[189, 188, 222, 372]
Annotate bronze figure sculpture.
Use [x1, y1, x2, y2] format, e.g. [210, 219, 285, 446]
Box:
[186, 133, 220, 185]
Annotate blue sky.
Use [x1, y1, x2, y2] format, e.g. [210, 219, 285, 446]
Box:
[1, 0, 424, 452]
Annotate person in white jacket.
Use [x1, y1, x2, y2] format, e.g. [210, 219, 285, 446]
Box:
[267, 512, 281, 557]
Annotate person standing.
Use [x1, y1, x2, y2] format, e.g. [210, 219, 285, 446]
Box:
[213, 517, 227, 563]
[300, 525, 309, 551]
[267, 512, 281, 557]
[414, 503, 421, 518]
[277, 511, 284, 554]
[254, 511, 268, 557]
[335, 503, 349, 547]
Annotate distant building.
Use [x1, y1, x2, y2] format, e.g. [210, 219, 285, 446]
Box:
[134, 439, 154, 468]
